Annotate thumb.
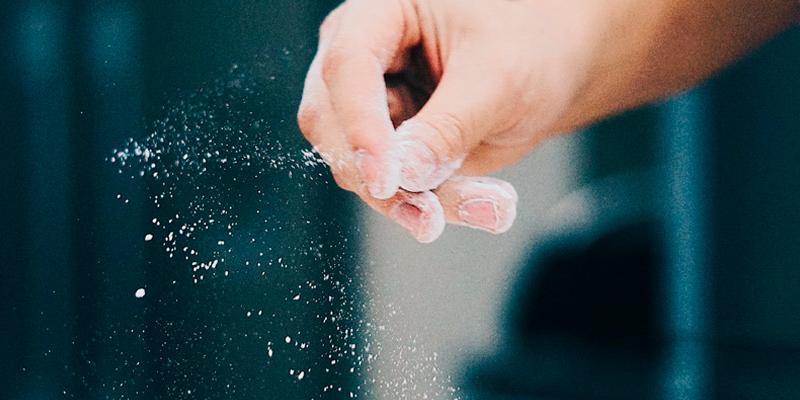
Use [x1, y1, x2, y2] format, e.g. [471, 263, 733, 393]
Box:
[394, 65, 504, 192]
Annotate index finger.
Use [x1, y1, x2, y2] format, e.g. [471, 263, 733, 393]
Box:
[321, 0, 421, 199]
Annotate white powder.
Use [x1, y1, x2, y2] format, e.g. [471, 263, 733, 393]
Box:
[108, 57, 458, 399]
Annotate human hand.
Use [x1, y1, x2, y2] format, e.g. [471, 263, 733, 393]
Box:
[297, 0, 587, 242]
[298, 0, 797, 243]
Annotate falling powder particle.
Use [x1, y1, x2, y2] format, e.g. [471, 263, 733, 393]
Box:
[106, 57, 460, 399]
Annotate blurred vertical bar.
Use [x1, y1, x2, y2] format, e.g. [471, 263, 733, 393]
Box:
[79, 0, 147, 397]
[659, 88, 711, 400]
[0, 1, 28, 399]
[14, 1, 75, 398]
[708, 30, 800, 398]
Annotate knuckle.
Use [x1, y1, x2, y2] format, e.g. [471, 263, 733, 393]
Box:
[296, 102, 319, 141]
[320, 47, 347, 84]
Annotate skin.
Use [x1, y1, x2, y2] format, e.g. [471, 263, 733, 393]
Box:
[298, 0, 798, 243]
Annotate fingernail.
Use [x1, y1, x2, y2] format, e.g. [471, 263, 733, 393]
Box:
[458, 197, 517, 234]
[356, 149, 399, 200]
[458, 199, 500, 232]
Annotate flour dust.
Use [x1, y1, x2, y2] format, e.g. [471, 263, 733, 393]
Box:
[108, 56, 459, 400]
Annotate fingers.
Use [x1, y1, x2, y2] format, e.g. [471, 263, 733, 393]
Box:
[299, 73, 517, 242]
[359, 190, 446, 244]
[298, 33, 446, 243]
[298, 48, 354, 184]
[436, 176, 518, 235]
[298, 2, 521, 242]
[363, 176, 518, 242]
[395, 58, 511, 193]
[321, 0, 420, 199]
[300, 77, 446, 243]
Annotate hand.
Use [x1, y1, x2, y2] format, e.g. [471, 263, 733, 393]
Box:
[297, 0, 585, 242]
[298, 0, 796, 243]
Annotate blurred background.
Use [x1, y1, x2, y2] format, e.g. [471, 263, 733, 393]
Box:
[2, 1, 800, 400]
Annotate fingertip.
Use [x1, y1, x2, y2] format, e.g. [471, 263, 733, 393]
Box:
[494, 181, 519, 234]
[397, 139, 439, 192]
[438, 177, 519, 235]
[356, 148, 401, 200]
[456, 198, 517, 235]
[491, 194, 517, 234]
[389, 191, 445, 243]
[496, 179, 519, 204]
[396, 123, 463, 192]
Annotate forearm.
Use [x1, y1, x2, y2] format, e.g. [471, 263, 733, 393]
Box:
[560, 0, 798, 131]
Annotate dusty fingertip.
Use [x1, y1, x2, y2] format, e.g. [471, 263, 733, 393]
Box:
[493, 197, 517, 234]
[450, 179, 518, 234]
[390, 191, 446, 243]
[356, 149, 401, 200]
[396, 124, 463, 193]
[457, 198, 517, 235]
[492, 178, 517, 201]
[397, 139, 438, 192]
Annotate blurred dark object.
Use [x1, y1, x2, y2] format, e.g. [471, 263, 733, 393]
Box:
[466, 173, 665, 400]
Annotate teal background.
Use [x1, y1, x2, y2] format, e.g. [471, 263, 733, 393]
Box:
[2, 1, 800, 399]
